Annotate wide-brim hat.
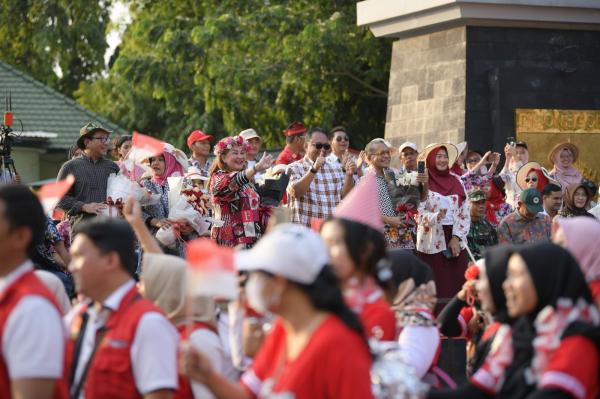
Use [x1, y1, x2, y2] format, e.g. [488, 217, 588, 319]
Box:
[548, 142, 579, 165]
[418, 143, 458, 168]
[516, 161, 558, 190]
[76, 122, 112, 150]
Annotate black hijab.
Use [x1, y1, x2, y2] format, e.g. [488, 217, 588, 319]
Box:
[517, 242, 593, 316]
[387, 249, 434, 288]
[484, 245, 517, 325]
[499, 243, 593, 399]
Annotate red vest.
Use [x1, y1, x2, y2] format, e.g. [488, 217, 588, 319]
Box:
[66, 286, 164, 399]
[174, 321, 218, 399]
[0, 269, 68, 399]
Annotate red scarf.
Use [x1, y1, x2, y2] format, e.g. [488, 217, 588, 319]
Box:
[450, 162, 464, 176]
[427, 147, 466, 205]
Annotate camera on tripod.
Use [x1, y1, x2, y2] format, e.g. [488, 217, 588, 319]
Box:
[0, 91, 18, 182]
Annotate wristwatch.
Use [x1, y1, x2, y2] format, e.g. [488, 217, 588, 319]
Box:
[310, 167, 317, 174]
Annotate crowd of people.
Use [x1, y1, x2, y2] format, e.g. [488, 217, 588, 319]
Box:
[1, 119, 600, 399]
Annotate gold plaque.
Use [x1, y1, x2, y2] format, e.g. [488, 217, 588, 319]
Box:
[515, 109, 600, 185]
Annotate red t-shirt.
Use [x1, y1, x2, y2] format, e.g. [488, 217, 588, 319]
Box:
[241, 316, 373, 399]
[276, 146, 302, 165]
[361, 297, 397, 341]
[539, 335, 599, 399]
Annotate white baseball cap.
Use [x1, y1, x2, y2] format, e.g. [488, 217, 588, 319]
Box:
[239, 128, 261, 141]
[399, 142, 418, 153]
[234, 223, 329, 284]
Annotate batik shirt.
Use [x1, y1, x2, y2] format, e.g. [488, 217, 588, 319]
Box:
[287, 158, 345, 227]
[188, 157, 212, 177]
[461, 170, 494, 192]
[467, 217, 498, 260]
[497, 212, 551, 245]
[210, 170, 265, 248]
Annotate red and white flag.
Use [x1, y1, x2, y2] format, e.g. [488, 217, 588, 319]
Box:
[38, 175, 75, 216]
[186, 239, 237, 300]
[127, 131, 165, 163]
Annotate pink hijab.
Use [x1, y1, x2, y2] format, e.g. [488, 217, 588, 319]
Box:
[551, 147, 582, 187]
[557, 217, 600, 283]
[152, 151, 184, 186]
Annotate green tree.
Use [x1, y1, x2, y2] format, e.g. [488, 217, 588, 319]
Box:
[0, 0, 110, 97]
[78, 0, 391, 149]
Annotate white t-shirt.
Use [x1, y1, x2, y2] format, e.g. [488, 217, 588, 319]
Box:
[66, 280, 179, 398]
[1, 261, 65, 379]
[398, 320, 440, 378]
[189, 327, 238, 398]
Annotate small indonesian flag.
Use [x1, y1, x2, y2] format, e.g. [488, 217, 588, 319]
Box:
[38, 175, 75, 216]
[186, 239, 237, 300]
[128, 131, 165, 163]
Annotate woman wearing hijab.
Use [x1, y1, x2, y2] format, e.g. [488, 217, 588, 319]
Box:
[429, 246, 518, 398]
[486, 177, 513, 228]
[553, 216, 600, 306]
[502, 243, 600, 399]
[209, 136, 273, 248]
[181, 224, 374, 398]
[556, 183, 594, 218]
[416, 143, 470, 310]
[142, 144, 190, 255]
[548, 142, 583, 189]
[141, 253, 237, 398]
[320, 173, 397, 341]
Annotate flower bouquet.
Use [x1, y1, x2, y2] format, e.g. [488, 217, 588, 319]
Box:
[383, 170, 420, 232]
[104, 173, 161, 217]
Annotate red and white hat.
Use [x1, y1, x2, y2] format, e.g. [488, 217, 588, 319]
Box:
[283, 121, 307, 137]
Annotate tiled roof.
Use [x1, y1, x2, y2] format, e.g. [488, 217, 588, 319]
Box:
[0, 60, 127, 150]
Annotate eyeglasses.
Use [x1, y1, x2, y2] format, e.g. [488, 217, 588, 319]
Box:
[525, 177, 538, 183]
[91, 136, 111, 144]
[370, 150, 391, 157]
[312, 143, 331, 150]
[466, 158, 480, 164]
[335, 136, 349, 142]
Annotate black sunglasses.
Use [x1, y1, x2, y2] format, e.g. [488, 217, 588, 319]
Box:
[335, 136, 349, 142]
[312, 143, 331, 150]
[525, 177, 538, 183]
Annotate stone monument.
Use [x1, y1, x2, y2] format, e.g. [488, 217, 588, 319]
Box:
[357, 0, 600, 155]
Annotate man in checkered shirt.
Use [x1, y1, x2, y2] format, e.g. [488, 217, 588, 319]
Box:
[287, 128, 356, 226]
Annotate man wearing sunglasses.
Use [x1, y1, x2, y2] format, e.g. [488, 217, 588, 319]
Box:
[327, 126, 360, 176]
[56, 122, 119, 230]
[287, 128, 355, 226]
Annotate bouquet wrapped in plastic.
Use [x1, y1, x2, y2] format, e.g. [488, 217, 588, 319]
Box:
[383, 169, 420, 232]
[370, 340, 428, 399]
[104, 173, 161, 218]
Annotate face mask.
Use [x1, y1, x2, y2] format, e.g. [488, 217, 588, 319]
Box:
[245, 274, 270, 314]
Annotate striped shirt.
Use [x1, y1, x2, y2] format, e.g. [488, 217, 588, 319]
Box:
[287, 158, 345, 227]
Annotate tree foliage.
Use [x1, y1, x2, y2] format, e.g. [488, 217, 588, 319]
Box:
[77, 0, 392, 149]
[0, 0, 111, 97]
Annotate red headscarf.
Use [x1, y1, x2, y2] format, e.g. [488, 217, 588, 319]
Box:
[426, 146, 466, 205]
[526, 168, 549, 192]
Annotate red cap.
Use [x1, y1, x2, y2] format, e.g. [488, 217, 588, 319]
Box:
[187, 130, 214, 149]
[283, 121, 307, 137]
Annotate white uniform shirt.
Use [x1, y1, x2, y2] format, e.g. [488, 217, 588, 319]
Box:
[1, 260, 65, 379]
[66, 280, 179, 398]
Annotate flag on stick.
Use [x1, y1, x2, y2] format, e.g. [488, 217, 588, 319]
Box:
[186, 239, 237, 300]
[128, 131, 164, 164]
[38, 175, 75, 216]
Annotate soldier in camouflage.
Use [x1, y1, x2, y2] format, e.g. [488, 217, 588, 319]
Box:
[466, 189, 498, 260]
